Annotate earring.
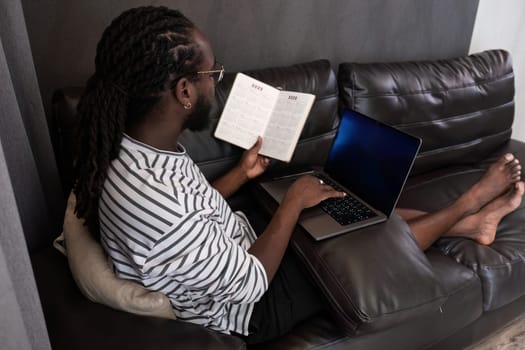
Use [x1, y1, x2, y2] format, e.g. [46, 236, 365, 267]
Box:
[184, 102, 192, 110]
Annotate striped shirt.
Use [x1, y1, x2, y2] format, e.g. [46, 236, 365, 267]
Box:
[99, 134, 269, 335]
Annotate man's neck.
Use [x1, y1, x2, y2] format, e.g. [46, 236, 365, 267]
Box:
[126, 119, 182, 153]
[125, 91, 188, 152]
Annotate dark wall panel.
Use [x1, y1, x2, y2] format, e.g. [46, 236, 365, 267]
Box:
[1, 0, 63, 250]
[21, 0, 479, 116]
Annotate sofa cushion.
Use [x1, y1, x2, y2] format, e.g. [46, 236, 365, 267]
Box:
[338, 48, 525, 318]
[338, 49, 515, 176]
[251, 249, 482, 350]
[60, 192, 175, 319]
[399, 142, 525, 311]
[254, 184, 448, 335]
[51, 59, 339, 194]
[292, 213, 449, 335]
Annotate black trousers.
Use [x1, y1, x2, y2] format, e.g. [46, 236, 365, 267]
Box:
[244, 249, 326, 344]
[236, 206, 327, 344]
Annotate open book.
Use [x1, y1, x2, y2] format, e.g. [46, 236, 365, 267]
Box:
[214, 73, 316, 162]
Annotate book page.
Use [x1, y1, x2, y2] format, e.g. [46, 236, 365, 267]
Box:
[214, 73, 279, 150]
[261, 91, 315, 161]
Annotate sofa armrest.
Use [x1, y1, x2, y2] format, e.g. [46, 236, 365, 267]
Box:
[253, 184, 447, 335]
[291, 213, 447, 335]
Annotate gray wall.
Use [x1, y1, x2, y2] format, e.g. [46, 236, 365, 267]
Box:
[22, 0, 480, 118]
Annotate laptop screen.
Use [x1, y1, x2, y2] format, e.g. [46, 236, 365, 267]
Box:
[324, 109, 421, 217]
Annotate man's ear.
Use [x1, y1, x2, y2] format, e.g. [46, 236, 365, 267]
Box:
[173, 77, 196, 108]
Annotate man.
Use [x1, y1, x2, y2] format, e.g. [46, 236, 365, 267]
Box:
[72, 6, 523, 343]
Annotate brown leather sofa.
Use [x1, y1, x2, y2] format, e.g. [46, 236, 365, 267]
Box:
[32, 49, 525, 349]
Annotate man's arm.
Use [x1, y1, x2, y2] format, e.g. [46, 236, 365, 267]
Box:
[212, 137, 269, 198]
[248, 176, 346, 282]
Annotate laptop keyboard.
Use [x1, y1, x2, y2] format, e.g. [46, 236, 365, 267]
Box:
[316, 175, 377, 226]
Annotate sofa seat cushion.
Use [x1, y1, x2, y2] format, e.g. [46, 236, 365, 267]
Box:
[252, 249, 481, 350]
[252, 178, 450, 335]
[398, 147, 525, 311]
[31, 246, 245, 350]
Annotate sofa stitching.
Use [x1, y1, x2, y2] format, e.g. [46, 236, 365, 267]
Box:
[314, 93, 339, 101]
[404, 169, 482, 191]
[393, 100, 514, 128]
[349, 72, 513, 98]
[416, 129, 511, 157]
[351, 69, 356, 109]
[463, 258, 525, 271]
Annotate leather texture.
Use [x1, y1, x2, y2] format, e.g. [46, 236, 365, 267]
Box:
[255, 182, 450, 336]
[339, 49, 525, 313]
[338, 49, 515, 176]
[413, 141, 525, 312]
[42, 52, 525, 349]
[251, 249, 482, 350]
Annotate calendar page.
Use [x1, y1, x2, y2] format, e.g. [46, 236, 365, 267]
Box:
[215, 73, 315, 162]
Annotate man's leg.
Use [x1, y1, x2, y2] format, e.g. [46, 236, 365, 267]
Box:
[245, 249, 325, 344]
[396, 154, 523, 251]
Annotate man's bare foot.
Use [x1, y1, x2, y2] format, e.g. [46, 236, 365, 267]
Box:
[455, 182, 525, 245]
[460, 153, 521, 214]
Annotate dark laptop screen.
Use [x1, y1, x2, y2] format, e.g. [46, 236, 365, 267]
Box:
[324, 109, 421, 217]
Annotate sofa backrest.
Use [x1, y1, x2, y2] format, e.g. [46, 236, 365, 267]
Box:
[338, 49, 515, 175]
[51, 59, 339, 195]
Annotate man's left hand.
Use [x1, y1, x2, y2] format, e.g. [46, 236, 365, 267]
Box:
[240, 136, 270, 180]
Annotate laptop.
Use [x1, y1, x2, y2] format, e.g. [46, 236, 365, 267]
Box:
[258, 108, 422, 240]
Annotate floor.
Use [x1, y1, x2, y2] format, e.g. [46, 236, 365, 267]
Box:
[468, 315, 525, 350]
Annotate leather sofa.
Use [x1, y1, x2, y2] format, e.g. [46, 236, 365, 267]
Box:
[32, 49, 525, 349]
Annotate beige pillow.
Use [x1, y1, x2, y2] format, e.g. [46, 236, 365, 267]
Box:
[57, 192, 175, 319]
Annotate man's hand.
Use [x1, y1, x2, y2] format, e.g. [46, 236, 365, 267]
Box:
[239, 136, 270, 180]
[284, 175, 346, 210]
[212, 137, 269, 198]
[248, 175, 346, 282]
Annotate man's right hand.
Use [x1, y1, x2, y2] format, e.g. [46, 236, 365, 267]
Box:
[249, 175, 346, 282]
[283, 175, 346, 210]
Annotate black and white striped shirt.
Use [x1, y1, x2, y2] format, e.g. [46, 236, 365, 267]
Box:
[99, 135, 268, 335]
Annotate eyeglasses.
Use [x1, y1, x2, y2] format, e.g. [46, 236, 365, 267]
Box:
[196, 62, 224, 84]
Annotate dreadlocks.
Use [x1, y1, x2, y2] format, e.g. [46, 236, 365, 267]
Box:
[73, 6, 203, 237]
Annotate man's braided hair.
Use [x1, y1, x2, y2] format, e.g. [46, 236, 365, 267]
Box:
[73, 6, 202, 237]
